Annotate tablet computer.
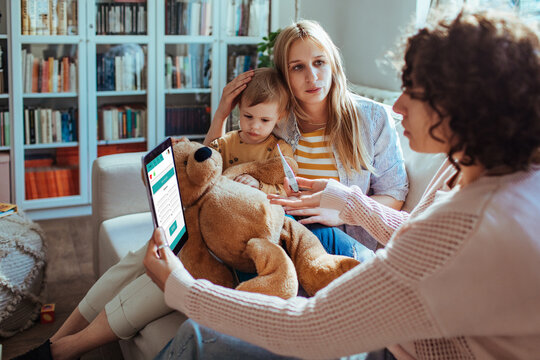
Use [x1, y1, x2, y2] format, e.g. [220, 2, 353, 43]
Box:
[142, 137, 188, 255]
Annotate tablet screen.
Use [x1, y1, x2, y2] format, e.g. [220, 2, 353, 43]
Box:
[144, 139, 187, 254]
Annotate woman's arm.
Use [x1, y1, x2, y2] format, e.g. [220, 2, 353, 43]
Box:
[371, 194, 404, 211]
[144, 225, 443, 359]
[203, 70, 254, 146]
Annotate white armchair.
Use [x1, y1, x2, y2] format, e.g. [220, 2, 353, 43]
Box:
[90, 103, 445, 359]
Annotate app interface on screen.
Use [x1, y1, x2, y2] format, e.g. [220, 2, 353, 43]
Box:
[146, 147, 186, 250]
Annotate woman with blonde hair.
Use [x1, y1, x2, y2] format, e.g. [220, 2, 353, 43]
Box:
[206, 20, 408, 252]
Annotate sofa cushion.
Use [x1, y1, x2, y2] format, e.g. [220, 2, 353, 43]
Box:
[98, 212, 153, 277]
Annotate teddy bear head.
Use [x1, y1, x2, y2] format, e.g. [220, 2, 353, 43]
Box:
[173, 138, 223, 207]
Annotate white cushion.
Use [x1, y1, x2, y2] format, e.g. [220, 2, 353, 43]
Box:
[98, 212, 153, 277]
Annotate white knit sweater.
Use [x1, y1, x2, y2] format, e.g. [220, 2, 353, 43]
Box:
[164, 161, 540, 359]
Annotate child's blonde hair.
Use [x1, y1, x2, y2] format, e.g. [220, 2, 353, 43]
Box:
[273, 20, 374, 174]
[239, 67, 290, 120]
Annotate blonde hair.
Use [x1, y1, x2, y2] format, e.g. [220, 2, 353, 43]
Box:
[239, 67, 290, 120]
[273, 20, 373, 174]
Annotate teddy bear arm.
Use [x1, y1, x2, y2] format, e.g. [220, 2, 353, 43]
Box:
[223, 157, 290, 185]
[235, 238, 298, 299]
[280, 217, 360, 296]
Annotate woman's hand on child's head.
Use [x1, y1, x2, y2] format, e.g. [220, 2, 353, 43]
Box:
[234, 174, 260, 189]
[144, 227, 184, 292]
[214, 70, 255, 122]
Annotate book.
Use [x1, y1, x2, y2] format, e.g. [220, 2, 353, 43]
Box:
[0, 202, 17, 218]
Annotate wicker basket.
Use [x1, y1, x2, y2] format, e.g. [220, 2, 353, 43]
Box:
[0, 212, 47, 338]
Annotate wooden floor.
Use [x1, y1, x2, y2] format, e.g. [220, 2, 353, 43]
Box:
[1, 216, 124, 360]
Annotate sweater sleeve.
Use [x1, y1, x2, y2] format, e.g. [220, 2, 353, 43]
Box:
[321, 179, 410, 244]
[163, 222, 447, 359]
[163, 191, 485, 359]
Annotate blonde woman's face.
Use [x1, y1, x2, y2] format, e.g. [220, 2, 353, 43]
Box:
[287, 39, 332, 107]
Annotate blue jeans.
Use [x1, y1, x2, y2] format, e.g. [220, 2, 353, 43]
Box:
[155, 319, 394, 360]
[155, 319, 299, 360]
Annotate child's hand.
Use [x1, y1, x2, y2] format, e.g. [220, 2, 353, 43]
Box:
[214, 70, 255, 122]
[234, 174, 260, 189]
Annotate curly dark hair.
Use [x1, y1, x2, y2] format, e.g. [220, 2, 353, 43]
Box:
[401, 8, 540, 172]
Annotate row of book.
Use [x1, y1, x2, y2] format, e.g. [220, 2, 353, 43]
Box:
[97, 104, 146, 141]
[23, 108, 77, 145]
[165, 0, 212, 36]
[165, 47, 211, 89]
[21, 0, 78, 36]
[97, 49, 146, 91]
[165, 106, 210, 135]
[227, 53, 258, 82]
[226, 0, 269, 37]
[25, 167, 79, 199]
[22, 50, 77, 93]
[0, 111, 10, 146]
[96, 3, 147, 35]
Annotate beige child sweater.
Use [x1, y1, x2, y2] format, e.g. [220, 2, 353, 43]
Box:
[164, 160, 540, 359]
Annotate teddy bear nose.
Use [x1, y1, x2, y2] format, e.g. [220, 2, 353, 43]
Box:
[194, 147, 212, 162]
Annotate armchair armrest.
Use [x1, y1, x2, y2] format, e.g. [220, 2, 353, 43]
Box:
[91, 152, 150, 276]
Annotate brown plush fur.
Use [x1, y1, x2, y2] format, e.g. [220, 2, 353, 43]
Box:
[175, 139, 359, 299]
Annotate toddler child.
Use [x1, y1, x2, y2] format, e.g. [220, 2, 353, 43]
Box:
[207, 67, 296, 195]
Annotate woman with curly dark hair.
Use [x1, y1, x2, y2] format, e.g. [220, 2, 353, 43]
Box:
[144, 8, 540, 360]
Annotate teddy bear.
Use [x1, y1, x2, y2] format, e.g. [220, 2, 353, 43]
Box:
[175, 138, 360, 299]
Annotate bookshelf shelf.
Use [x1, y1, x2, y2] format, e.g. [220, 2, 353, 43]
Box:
[0, 35, 7, 40]
[23, 92, 78, 99]
[98, 138, 146, 145]
[19, 36, 82, 44]
[166, 88, 211, 95]
[164, 36, 213, 44]
[0, 146, 9, 151]
[94, 35, 150, 44]
[24, 142, 78, 150]
[0, 94, 8, 99]
[183, 134, 206, 140]
[97, 90, 147, 97]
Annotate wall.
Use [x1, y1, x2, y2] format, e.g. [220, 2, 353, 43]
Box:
[277, 0, 418, 91]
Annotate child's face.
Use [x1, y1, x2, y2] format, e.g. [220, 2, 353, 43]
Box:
[238, 101, 281, 144]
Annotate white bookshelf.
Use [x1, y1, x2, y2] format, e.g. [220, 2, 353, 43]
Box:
[3, 0, 284, 219]
[11, 0, 88, 215]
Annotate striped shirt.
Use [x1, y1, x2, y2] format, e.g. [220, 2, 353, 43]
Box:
[294, 128, 340, 181]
